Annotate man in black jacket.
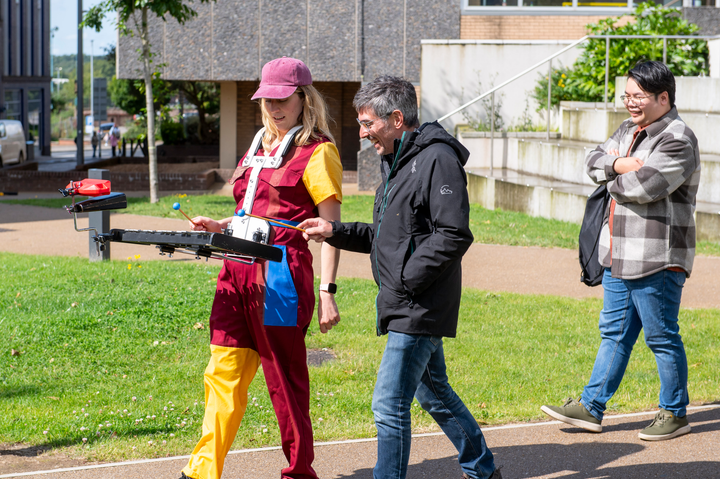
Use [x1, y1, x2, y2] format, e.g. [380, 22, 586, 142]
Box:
[299, 76, 501, 479]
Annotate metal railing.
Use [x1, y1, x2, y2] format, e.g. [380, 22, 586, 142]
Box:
[438, 34, 720, 173]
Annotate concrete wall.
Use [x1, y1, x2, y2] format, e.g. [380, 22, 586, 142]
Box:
[560, 103, 628, 144]
[421, 41, 582, 132]
[682, 7, 720, 36]
[117, 0, 461, 83]
[357, 141, 380, 192]
[466, 173, 590, 224]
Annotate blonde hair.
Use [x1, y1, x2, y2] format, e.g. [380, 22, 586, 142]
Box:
[260, 85, 335, 152]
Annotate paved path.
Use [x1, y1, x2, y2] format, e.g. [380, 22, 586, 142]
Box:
[2, 406, 719, 478]
[2, 203, 720, 308]
[2, 201, 720, 478]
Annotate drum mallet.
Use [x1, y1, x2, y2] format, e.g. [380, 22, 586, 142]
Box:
[237, 209, 306, 233]
[173, 202, 198, 226]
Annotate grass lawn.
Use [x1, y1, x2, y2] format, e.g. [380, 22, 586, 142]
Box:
[4, 194, 719, 256]
[2, 252, 719, 462]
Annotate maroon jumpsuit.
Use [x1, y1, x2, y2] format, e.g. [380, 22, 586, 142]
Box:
[185, 138, 332, 479]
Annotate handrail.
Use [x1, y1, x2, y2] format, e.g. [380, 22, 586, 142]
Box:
[437, 35, 589, 122]
[438, 34, 720, 123]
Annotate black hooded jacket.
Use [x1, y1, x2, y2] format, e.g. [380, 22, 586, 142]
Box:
[327, 121, 473, 337]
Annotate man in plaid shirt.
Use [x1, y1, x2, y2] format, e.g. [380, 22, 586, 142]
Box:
[542, 61, 700, 441]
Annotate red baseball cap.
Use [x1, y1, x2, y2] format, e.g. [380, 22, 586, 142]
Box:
[251, 57, 312, 100]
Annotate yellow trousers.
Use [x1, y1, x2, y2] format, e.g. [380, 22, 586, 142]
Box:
[182, 345, 261, 479]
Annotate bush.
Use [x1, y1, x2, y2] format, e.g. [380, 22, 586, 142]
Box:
[160, 120, 185, 145]
[533, 2, 708, 109]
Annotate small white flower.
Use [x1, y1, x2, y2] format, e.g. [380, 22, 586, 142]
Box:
[263, 428, 268, 433]
[43, 430, 48, 435]
[169, 433, 175, 437]
[82, 437, 88, 443]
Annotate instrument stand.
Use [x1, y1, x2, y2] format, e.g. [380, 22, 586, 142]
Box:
[88, 169, 111, 262]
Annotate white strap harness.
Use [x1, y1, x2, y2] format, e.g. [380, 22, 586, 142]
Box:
[240, 125, 302, 215]
[226, 125, 303, 254]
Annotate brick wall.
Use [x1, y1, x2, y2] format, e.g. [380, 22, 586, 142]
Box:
[460, 15, 633, 40]
[234, 81, 361, 171]
[236, 81, 262, 160]
[0, 169, 216, 192]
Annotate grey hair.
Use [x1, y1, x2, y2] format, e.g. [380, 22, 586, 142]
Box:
[353, 75, 419, 128]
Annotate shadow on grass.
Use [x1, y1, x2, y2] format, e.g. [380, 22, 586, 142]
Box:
[0, 385, 41, 399]
[0, 424, 190, 452]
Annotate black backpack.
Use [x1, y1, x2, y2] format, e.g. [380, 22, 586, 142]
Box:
[579, 184, 611, 287]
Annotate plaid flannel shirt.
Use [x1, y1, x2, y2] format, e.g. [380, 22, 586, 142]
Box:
[585, 107, 701, 279]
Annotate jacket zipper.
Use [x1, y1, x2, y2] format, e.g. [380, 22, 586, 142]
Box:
[374, 132, 405, 336]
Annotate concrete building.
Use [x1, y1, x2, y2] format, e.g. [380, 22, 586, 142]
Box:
[117, 0, 720, 171]
[0, 0, 51, 157]
[117, 0, 461, 170]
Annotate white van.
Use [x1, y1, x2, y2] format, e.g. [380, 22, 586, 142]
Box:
[0, 120, 27, 167]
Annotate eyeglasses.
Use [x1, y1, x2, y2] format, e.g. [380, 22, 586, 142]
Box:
[356, 116, 387, 132]
[620, 94, 655, 105]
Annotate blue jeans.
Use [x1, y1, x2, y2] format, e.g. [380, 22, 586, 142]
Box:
[372, 331, 496, 479]
[581, 268, 689, 420]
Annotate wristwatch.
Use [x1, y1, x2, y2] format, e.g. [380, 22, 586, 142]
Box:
[319, 283, 337, 294]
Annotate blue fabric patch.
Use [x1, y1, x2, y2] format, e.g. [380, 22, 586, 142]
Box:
[264, 245, 299, 327]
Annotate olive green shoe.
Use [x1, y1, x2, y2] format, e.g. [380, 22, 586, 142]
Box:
[638, 409, 691, 441]
[541, 397, 602, 433]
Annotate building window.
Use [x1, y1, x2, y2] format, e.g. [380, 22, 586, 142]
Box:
[5, 0, 12, 76]
[5, 90, 23, 122]
[28, 89, 42, 143]
[464, 0, 684, 13]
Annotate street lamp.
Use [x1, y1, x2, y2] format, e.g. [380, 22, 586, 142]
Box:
[55, 67, 62, 93]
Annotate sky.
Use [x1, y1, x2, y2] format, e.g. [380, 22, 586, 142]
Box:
[51, 0, 118, 58]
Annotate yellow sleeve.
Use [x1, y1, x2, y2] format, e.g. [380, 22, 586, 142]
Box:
[302, 142, 343, 205]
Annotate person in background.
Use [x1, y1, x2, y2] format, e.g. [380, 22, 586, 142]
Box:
[541, 61, 700, 442]
[91, 131, 99, 158]
[109, 123, 120, 157]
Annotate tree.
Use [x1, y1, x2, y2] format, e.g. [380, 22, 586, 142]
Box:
[108, 75, 173, 116]
[533, 2, 708, 109]
[83, 0, 214, 203]
[172, 81, 219, 144]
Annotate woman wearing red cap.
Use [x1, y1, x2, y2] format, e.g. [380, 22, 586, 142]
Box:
[181, 57, 342, 479]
